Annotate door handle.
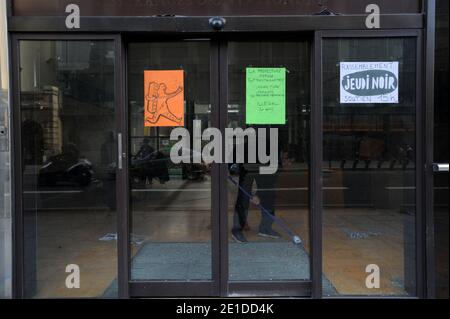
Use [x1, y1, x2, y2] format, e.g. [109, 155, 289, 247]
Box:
[118, 132, 123, 170]
[432, 163, 449, 172]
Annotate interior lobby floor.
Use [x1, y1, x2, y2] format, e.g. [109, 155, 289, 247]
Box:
[22, 174, 413, 297]
[29, 206, 411, 298]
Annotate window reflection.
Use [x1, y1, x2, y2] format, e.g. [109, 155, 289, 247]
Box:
[322, 38, 417, 296]
[227, 41, 311, 282]
[128, 42, 212, 281]
[20, 41, 117, 298]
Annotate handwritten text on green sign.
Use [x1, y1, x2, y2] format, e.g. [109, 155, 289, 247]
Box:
[246, 67, 286, 125]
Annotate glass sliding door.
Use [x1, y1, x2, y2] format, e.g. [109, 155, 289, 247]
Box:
[14, 34, 425, 299]
[320, 35, 419, 296]
[226, 40, 312, 295]
[127, 41, 214, 291]
[125, 38, 313, 297]
[18, 40, 118, 298]
[122, 34, 423, 298]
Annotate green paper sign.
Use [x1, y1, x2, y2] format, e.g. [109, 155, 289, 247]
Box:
[246, 67, 286, 125]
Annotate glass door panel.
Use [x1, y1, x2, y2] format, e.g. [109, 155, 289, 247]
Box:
[127, 41, 212, 282]
[321, 37, 418, 296]
[19, 40, 118, 298]
[226, 41, 311, 283]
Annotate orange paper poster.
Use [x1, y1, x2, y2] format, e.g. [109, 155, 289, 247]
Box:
[144, 70, 184, 127]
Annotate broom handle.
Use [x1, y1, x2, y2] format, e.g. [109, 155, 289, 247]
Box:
[228, 175, 299, 240]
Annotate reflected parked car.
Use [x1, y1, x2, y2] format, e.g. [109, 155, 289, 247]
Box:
[131, 150, 170, 187]
[182, 161, 209, 181]
[179, 149, 210, 182]
[38, 154, 94, 187]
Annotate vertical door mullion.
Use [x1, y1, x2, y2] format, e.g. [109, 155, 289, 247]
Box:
[218, 39, 229, 297]
[311, 31, 323, 299]
[210, 39, 221, 296]
[116, 34, 130, 299]
[424, 0, 436, 299]
[11, 35, 24, 299]
[415, 31, 425, 298]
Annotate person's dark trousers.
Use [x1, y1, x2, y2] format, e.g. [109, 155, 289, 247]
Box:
[254, 173, 277, 232]
[232, 170, 278, 233]
[232, 169, 253, 232]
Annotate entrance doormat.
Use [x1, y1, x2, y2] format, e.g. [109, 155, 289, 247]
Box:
[103, 242, 336, 297]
